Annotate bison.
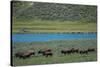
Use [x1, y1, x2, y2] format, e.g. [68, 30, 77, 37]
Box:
[42, 51, 53, 57]
[15, 50, 35, 59]
[70, 48, 79, 53]
[87, 48, 95, 52]
[79, 49, 88, 54]
[38, 48, 53, 57]
[61, 49, 72, 55]
[38, 48, 52, 54]
[15, 52, 24, 58]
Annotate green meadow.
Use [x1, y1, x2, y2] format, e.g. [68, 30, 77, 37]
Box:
[12, 39, 97, 66]
[12, 20, 97, 34]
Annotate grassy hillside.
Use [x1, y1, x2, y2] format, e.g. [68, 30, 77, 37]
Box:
[12, 1, 97, 22]
[12, 1, 97, 33]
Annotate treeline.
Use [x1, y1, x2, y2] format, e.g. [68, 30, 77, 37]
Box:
[12, 1, 97, 22]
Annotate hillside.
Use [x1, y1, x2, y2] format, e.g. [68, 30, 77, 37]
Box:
[11, 1, 97, 33]
[12, 1, 97, 22]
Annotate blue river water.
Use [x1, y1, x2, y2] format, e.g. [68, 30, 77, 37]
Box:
[12, 33, 97, 42]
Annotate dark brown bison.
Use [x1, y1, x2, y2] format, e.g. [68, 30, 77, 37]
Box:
[79, 49, 88, 54]
[15, 52, 24, 58]
[43, 48, 52, 52]
[87, 48, 95, 52]
[38, 48, 52, 54]
[70, 48, 79, 53]
[61, 49, 72, 55]
[15, 50, 35, 59]
[42, 51, 53, 57]
[38, 48, 53, 57]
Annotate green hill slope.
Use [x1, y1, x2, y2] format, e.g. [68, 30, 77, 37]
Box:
[11, 1, 97, 33]
[12, 1, 97, 22]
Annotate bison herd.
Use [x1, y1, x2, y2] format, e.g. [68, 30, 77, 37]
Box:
[61, 48, 95, 55]
[15, 48, 96, 59]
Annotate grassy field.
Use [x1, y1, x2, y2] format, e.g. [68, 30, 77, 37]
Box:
[12, 20, 97, 34]
[12, 39, 97, 66]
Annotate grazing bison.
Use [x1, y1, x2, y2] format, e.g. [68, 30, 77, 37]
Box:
[79, 50, 88, 54]
[42, 51, 53, 57]
[71, 48, 79, 53]
[15, 52, 24, 58]
[43, 48, 52, 52]
[15, 50, 35, 59]
[38, 48, 52, 54]
[87, 48, 95, 52]
[38, 48, 53, 57]
[61, 49, 72, 55]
